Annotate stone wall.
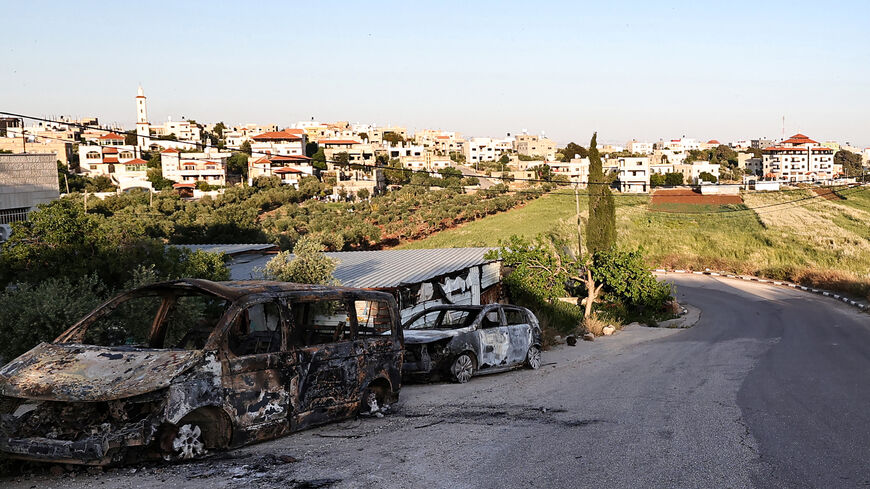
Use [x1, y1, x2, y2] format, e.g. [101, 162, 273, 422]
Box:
[0, 153, 60, 211]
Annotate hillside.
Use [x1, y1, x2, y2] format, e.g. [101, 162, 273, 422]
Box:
[397, 186, 870, 299]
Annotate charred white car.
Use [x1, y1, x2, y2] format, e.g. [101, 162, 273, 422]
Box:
[401, 304, 542, 383]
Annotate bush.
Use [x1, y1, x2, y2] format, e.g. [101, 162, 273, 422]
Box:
[590, 248, 672, 317]
[0, 274, 108, 362]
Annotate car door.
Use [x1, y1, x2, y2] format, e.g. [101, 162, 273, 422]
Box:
[288, 298, 361, 430]
[501, 306, 534, 366]
[353, 296, 402, 404]
[222, 298, 293, 436]
[475, 306, 510, 369]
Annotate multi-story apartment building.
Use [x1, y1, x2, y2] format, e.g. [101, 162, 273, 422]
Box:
[0, 137, 74, 166]
[612, 157, 650, 193]
[401, 153, 454, 172]
[550, 158, 590, 185]
[673, 162, 722, 184]
[223, 124, 279, 149]
[248, 154, 314, 187]
[761, 133, 835, 182]
[514, 134, 557, 160]
[0, 153, 60, 241]
[626, 140, 654, 155]
[161, 148, 229, 186]
[320, 139, 378, 168]
[78, 134, 144, 185]
[250, 130, 306, 157]
[463, 137, 512, 163]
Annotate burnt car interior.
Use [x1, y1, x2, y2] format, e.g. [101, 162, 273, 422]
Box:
[228, 302, 284, 355]
[74, 290, 229, 350]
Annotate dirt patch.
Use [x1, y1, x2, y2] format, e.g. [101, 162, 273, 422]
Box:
[651, 188, 743, 206]
[810, 187, 845, 200]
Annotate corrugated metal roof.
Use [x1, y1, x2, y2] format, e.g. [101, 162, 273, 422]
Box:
[227, 247, 497, 288]
[172, 243, 279, 256]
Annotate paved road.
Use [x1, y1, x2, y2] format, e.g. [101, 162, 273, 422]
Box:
[4, 275, 869, 488]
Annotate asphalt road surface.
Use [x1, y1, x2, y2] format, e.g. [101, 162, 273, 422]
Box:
[4, 275, 869, 489]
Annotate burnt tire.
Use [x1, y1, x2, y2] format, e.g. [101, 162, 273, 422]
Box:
[526, 345, 542, 370]
[451, 353, 475, 383]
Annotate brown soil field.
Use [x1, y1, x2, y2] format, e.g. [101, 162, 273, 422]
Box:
[651, 188, 743, 205]
[810, 187, 845, 200]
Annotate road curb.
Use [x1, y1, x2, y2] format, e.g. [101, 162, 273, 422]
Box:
[654, 269, 869, 312]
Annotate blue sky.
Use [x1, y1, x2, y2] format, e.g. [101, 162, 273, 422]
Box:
[1, 0, 868, 146]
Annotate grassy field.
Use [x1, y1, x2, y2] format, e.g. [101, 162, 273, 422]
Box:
[397, 186, 870, 299]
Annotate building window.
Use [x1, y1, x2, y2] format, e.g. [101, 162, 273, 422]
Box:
[119, 151, 133, 159]
[86, 151, 100, 159]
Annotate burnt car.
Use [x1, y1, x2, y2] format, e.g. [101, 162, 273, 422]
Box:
[401, 304, 542, 383]
[0, 279, 403, 465]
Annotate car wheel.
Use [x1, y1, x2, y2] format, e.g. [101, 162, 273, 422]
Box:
[526, 345, 542, 370]
[171, 423, 206, 460]
[451, 353, 475, 383]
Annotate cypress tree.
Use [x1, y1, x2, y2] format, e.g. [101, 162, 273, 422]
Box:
[586, 132, 616, 254]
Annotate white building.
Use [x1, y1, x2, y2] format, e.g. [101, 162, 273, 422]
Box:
[626, 140, 654, 155]
[248, 154, 314, 187]
[136, 86, 150, 150]
[161, 148, 229, 186]
[613, 157, 650, 193]
[249, 130, 307, 157]
[673, 162, 722, 184]
[761, 133, 835, 182]
[463, 137, 512, 163]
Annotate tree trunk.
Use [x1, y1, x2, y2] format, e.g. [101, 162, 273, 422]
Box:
[584, 268, 596, 318]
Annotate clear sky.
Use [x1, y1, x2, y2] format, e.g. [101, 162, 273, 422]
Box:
[1, 0, 868, 147]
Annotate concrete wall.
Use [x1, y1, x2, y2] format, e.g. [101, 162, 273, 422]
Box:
[0, 153, 60, 211]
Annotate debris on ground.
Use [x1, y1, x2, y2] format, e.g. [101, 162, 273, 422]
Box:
[582, 333, 595, 342]
[566, 335, 577, 346]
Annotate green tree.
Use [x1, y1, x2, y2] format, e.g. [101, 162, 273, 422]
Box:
[835, 150, 863, 177]
[586, 133, 616, 255]
[333, 152, 350, 167]
[257, 236, 340, 285]
[311, 148, 327, 171]
[382, 131, 404, 145]
[449, 151, 466, 164]
[664, 172, 684, 186]
[124, 130, 137, 146]
[557, 142, 588, 162]
[227, 152, 249, 178]
[213, 122, 226, 139]
[240, 140, 252, 155]
[698, 171, 717, 183]
[529, 164, 553, 182]
[147, 168, 175, 190]
[357, 188, 370, 200]
[650, 173, 665, 187]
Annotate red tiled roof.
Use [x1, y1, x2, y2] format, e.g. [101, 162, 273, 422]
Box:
[98, 133, 125, 140]
[319, 139, 359, 145]
[274, 167, 303, 174]
[436, 135, 450, 139]
[161, 148, 180, 153]
[173, 183, 196, 188]
[103, 147, 119, 154]
[251, 130, 303, 141]
[121, 158, 148, 165]
[285, 128, 304, 134]
[782, 133, 818, 145]
[103, 157, 119, 163]
[707, 140, 720, 144]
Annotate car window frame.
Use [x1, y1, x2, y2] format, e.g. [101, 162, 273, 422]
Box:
[220, 296, 290, 357]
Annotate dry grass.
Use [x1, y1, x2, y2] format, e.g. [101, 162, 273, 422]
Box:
[583, 314, 611, 336]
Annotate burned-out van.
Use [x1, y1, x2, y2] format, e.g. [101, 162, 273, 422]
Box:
[0, 279, 403, 465]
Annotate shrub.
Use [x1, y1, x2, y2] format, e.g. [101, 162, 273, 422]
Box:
[590, 248, 673, 316]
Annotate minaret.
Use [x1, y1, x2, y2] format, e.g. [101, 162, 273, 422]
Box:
[136, 86, 150, 150]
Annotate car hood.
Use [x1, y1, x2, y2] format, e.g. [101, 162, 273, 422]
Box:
[0, 343, 202, 402]
[402, 329, 463, 344]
